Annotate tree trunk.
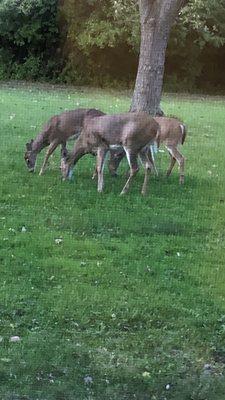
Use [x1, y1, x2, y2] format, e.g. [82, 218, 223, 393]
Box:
[131, 0, 188, 116]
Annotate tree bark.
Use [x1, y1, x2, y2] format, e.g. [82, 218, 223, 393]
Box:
[131, 0, 188, 116]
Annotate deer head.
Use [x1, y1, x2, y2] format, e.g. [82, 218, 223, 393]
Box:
[24, 139, 37, 172]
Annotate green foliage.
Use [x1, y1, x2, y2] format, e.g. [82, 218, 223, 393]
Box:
[75, 0, 139, 51]
[0, 0, 225, 89]
[60, 0, 225, 90]
[60, 0, 139, 85]
[0, 0, 61, 80]
[166, 0, 225, 89]
[180, 0, 225, 48]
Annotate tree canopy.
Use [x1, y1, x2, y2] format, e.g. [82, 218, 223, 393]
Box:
[0, 0, 225, 91]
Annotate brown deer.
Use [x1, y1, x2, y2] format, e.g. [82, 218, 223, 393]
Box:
[154, 117, 187, 184]
[108, 116, 187, 184]
[24, 108, 105, 175]
[61, 112, 160, 195]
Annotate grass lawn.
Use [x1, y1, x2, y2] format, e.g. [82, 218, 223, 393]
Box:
[0, 82, 225, 399]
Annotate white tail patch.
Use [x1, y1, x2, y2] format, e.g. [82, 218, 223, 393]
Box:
[180, 124, 184, 137]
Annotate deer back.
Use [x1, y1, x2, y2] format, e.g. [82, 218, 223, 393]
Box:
[154, 117, 186, 146]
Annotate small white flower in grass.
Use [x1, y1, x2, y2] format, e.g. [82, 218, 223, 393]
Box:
[55, 238, 63, 244]
[9, 114, 16, 120]
[10, 336, 21, 342]
[21, 226, 27, 233]
[142, 371, 150, 378]
[80, 261, 86, 266]
[111, 313, 116, 319]
[177, 252, 180, 257]
[204, 363, 212, 371]
[84, 375, 93, 384]
[166, 384, 170, 390]
[8, 228, 16, 233]
[49, 373, 54, 383]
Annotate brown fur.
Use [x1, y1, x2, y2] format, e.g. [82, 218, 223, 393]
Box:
[154, 117, 187, 184]
[24, 108, 105, 174]
[108, 116, 187, 185]
[61, 112, 160, 195]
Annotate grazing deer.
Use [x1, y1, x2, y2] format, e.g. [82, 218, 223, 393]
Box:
[61, 112, 160, 195]
[24, 108, 105, 175]
[154, 117, 187, 184]
[108, 116, 187, 184]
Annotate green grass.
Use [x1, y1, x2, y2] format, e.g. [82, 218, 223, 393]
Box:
[0, 82, 225, 399]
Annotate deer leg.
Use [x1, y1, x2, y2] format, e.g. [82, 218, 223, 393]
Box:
[39, 140, 59, 175]
[96, 147, 108, 192]
[60, 142, 67, 171]
[166, 152, 176, 177]
[149, 146, 158, 176]
[108, 149, 125, 177]
[166, 146, 185, 184]
[139, 149, 153, 196]
[92, 166, 97, 180]
[120, 149, 139, 195]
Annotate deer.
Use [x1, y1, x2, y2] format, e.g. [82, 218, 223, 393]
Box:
[24, 108, 105, 175]
[108, 116, 187, 184]
[61, 112, 160, 195]
[154, 117, 187, 184]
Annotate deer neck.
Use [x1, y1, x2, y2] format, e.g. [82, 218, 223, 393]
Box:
[32, 132, 49, 153]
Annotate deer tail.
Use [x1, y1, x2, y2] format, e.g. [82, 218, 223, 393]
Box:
[180, 124, 187, 145]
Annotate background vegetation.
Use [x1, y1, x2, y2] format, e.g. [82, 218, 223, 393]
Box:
[0, 0, 225, 91]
